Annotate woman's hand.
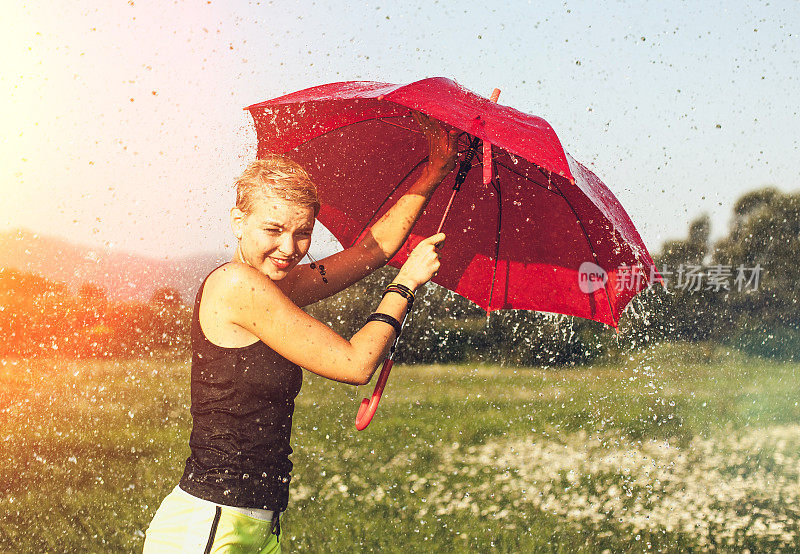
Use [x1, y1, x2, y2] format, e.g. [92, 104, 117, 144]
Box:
[394, 233, 445, 290]
[411, 111, 458, 183]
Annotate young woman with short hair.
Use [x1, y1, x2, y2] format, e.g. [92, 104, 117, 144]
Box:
[143, 112, 457, 553]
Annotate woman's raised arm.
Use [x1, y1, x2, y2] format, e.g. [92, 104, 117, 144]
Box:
[277, 113, 457, 307]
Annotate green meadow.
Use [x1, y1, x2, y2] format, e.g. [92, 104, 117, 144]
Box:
[2, 343, 799, 552]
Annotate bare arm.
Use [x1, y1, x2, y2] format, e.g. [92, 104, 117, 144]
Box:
[214, 234, 444, 385]
[277, 113, 457, 307]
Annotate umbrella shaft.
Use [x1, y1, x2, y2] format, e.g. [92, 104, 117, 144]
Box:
[439, 135, 480, 232]
[453, 136, 481, 191]
[436, 188, 458, 234]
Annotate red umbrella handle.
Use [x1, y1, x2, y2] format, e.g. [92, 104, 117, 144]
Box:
[355, 358, 394, 430]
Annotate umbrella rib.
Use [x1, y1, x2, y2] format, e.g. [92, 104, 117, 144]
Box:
[348, 157, 430, 248]
[375, 118, 420, 133]
[546, 176, 618, 325]
[495, 162, 563, 197]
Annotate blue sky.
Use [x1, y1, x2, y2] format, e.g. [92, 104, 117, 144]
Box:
[2, 0, 798, 259]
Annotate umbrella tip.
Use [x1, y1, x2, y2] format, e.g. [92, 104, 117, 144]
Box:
[489, 89, 501, 103]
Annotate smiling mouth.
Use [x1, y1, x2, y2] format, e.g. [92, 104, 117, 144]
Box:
[269, 257, 294, 269]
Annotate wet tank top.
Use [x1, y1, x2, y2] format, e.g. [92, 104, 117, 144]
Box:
[179, 264, 303, 511]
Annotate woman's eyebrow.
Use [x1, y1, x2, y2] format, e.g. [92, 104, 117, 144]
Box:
[263, 220, 312, 232]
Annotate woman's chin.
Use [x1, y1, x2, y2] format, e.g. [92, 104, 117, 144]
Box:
[262, 262, 292, 280]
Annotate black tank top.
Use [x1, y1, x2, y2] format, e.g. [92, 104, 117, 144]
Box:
[179, 265, 303, 511]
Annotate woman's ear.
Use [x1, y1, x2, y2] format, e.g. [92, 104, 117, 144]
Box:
[230, 207, 246, 240]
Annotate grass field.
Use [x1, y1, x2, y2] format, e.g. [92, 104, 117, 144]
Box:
[2, 343, 799, 552]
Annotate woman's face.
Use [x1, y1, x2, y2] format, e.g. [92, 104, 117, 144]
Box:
[231, 193, 315, 280]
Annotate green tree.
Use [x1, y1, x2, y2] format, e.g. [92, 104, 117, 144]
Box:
[652, 214, 721, 341]
[659, 213, 711, 269]
[713, 187, 800, 358]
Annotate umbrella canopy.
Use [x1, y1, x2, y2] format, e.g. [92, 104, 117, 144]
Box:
[246, 77, 659, 328]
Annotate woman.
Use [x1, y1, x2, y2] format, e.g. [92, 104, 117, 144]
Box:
[143, 112, 458, 553]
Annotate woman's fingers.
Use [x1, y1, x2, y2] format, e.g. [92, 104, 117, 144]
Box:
[411, 110, 457, 176]
[418, 234, 444, 269]
[398, 233, 446, 287]
[410, 233, 445, 263]
[419, 232, 446, 248]
[447, 128, 458, 152]
[411, 110, 434, 134]
[412, 110, 445, 143]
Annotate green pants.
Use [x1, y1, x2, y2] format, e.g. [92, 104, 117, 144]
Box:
[143, 486, 280, 553]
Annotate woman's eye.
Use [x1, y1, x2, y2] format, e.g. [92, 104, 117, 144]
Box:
[264, 228, 280, 234]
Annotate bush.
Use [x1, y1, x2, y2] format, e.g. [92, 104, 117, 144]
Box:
[725, 323, 800, 361]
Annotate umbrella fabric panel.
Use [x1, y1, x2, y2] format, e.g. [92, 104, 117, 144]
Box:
[565, 155, 657, 271]
[248, 81, 404, 109]
[487, 162, 615, 323]
[286, 117, 431, 249]
[421, 156, 594, 313]
[558, 155, 659, 323]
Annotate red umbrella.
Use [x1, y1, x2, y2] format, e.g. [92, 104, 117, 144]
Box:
[245, 77, 660, 428]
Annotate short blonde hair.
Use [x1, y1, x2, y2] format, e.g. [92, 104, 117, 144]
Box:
[235, 155, 320, 216]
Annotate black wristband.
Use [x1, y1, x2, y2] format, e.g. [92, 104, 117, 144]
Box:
[389, 282, 414, 298]
[382, 286, 414, 305]
[366, 312, 403, 339]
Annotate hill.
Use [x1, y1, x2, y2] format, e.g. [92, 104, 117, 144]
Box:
[0, 228, 227, 303]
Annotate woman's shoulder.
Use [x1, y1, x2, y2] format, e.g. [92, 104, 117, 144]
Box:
[198, 262, 290, 346]
[202, 262, 282, 304]
[198, 263, 279, 348]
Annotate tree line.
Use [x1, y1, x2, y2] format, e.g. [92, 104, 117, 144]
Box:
[0, 272, 189, 358]
[648, 187, 799, 360]
[1, 186, 797, 363]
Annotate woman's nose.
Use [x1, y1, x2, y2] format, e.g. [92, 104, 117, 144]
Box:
[278, 234, 297, 256]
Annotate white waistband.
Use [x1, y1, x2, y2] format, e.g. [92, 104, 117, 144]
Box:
[174, 485, 276, 522]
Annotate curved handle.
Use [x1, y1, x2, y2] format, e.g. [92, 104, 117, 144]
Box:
[355, 358, 394, 431]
